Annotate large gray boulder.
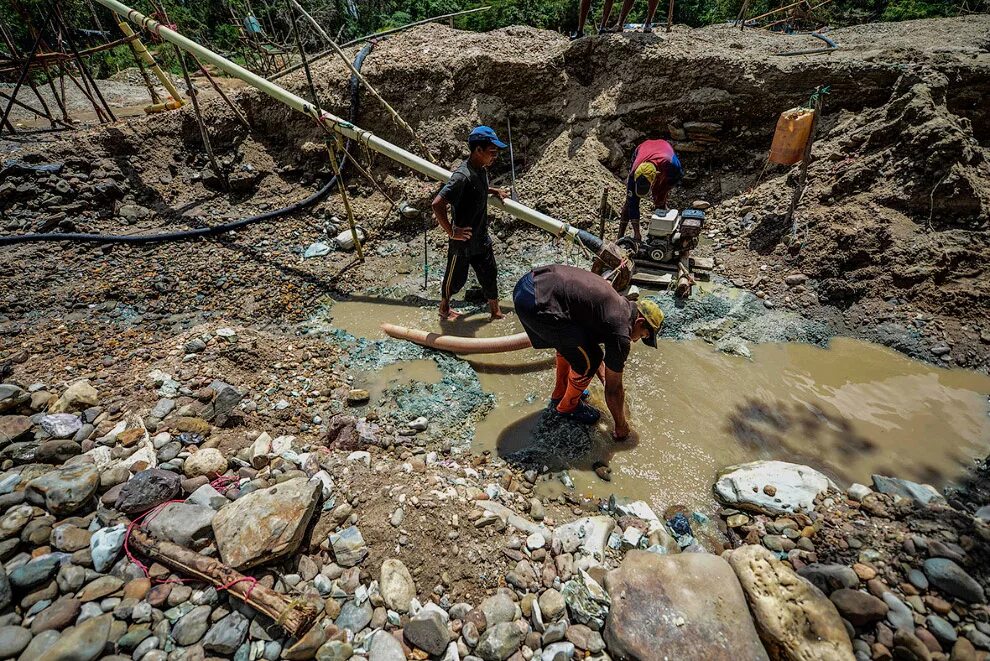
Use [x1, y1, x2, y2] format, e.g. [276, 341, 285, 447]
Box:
[603, 550, 768, 660]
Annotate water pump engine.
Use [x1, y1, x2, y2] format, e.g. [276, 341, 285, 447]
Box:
[617, 208, 706, 266]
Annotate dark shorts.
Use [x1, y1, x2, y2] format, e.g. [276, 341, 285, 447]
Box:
[441, 244, 498, 301]
[513, 272, 603, 378]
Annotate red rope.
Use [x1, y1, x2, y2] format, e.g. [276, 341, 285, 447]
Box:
[122, 477, 258, 599]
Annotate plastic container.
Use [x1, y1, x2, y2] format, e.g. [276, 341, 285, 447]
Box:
[769, 107, 815, 165]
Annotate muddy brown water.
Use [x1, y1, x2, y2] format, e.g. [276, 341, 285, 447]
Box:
[330, 299, 990, 513]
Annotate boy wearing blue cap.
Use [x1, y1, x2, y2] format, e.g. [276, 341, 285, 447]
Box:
[433, 126, 511, 321]
[617, 139, 684, 242]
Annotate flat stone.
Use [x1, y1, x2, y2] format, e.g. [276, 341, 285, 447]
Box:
[18, 629, 61, 660]
[726, 545, 854, 660]
[77, 575, 124, 602]
[202, 611, 248, 655]
[329, 525, 368, 568]
[797, 564, 861, 594]
[25, 464, 99, 516]
[379, 558, 415, 613]
[715, 460, 834, 515]
[0, 625, 32, 657]
[31, 597, 82, 633]
[186, 483, 227, 510]
[0, 416, 32, 443]
[145, 502, 215, 548]
[604, 550, 768, 660]
[926, 615, 957, 645]
[36, 613, 111, 661]
[551, 516, 614, 561]
[212, 477, 319, 570]
[923, 558, 985, 603]
[883, 592, 915, 632]
[829, 589, 889, 626]
[114, 469, 180, 514]
[172, 604, 211, 646]
[872, 475, 944, 506]
[9, 555, 60, 590]
[40, 414, 82, 439]
[35, 440, 82, 464]
[404, 610, 449, 656]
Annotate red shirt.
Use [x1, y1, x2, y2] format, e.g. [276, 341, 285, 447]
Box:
[631, 139, 676, 208]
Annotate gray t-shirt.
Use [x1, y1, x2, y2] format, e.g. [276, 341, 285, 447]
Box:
[439, 160, 490, 256]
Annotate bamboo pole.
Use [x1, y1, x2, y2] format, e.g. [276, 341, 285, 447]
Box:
[289, 0, 436, 163]
[92, 0, 604, 253]
[327, 140, 364, 262]
[116, 19, 183, 105]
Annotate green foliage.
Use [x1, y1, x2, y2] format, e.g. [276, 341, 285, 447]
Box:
[0, 0, 979, 84]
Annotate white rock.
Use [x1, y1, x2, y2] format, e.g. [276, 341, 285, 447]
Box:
[526, 532, 546, 551]
[714, 460, 835, 515]
[847, 483, 872, 502]
[347, 451, 371, 467]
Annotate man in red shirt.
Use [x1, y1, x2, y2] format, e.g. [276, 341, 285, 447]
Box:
[618, 139, 684, 242]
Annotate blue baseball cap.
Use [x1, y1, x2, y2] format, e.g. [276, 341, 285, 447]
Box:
[468, 125, 507, 149]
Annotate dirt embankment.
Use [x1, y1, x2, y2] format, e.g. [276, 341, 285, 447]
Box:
[1, 15, 989, 374]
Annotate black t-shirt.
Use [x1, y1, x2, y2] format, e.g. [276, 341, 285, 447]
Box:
[439, 159, 491, 256]
[532, 264, 636, 372]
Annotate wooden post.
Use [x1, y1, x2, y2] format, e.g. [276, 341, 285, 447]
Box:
[784, 95, 822, 240]
[737, 0, 751, 29]
[327, 140, 365, 262]
[127, 528, 318, 638]
[598, 187, 609, 239]
[176, 46, 226, 189]
[666, 0, 675, 32]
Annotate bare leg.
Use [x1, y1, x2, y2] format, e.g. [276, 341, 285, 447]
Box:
[488, 299, 505, 320]
[439, 298, 462, 321]
[600, 0, 616, 30]
[615, 0, 636, 31]
[644, 0, 661, 29]
[575, 0, 592, 37]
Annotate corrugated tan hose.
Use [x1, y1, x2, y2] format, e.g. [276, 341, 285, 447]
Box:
[381, 324, 532, 354]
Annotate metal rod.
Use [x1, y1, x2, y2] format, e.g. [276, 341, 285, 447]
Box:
[93, 0, 600, 251]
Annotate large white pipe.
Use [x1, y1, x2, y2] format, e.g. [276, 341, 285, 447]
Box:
[92, 0, 600, 249]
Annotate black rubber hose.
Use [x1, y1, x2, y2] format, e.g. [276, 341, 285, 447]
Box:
[0, 43, 375, 247]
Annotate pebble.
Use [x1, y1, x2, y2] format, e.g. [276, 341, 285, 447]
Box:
[0, 625, 32, 657]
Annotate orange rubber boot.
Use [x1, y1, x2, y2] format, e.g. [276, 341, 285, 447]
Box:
[551, 353, 569, 401]
[556, 369, 594, 413]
